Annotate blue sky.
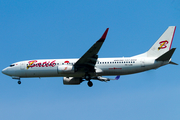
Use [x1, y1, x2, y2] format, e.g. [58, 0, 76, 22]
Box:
[1, 0, 180, 120]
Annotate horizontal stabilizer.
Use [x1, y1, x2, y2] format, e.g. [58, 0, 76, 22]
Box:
[156, 48, 176, 61]
[169, 61, 178, 65]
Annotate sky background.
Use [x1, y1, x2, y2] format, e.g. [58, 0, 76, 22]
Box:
[1, 0, 180, 120]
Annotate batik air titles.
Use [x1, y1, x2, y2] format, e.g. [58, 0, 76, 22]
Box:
[2, 26, 177, 87]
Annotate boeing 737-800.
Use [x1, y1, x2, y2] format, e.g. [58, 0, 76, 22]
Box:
[2, 26, 177, 87]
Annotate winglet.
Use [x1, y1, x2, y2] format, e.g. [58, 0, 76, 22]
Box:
[115, 75, 120, 80]
[98, 28, 109, 42]
[109, 75, 120, 80]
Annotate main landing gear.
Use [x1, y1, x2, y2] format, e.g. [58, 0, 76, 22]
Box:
[85, 74, 93, 87]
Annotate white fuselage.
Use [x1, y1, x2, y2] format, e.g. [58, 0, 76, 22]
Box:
[1, 26, 176, 87]
[2, 57, 168, 78]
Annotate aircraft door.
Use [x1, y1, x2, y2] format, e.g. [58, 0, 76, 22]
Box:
[141, 59, 145, 67]
[20, 62, 25, 70]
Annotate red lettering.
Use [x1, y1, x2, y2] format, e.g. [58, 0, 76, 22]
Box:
[37, 63, 41, 67]
[28, 60, 37, 68]
[28, 60, 56, 68]
[49, 60, 56, 67]
[45, 61, 50, 67]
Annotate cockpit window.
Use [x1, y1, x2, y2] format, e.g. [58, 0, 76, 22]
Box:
[10, 64, 15, 67]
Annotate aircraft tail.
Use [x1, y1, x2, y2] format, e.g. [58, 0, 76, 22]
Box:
[146, 26, 176, 58]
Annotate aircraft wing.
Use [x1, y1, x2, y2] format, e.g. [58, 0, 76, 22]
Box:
[74, 28, 109, 73]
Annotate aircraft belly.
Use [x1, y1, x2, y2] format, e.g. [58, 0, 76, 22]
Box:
[23, 67, 86, 78]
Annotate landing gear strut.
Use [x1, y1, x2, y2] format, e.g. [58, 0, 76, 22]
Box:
[17, 80, 21, 85]
[85, 74, 91, 80]
[87, 81, 93, 87]
[85, 73, 93, 87]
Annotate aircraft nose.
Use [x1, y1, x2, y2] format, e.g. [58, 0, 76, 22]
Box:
[2, 68, 8, 75]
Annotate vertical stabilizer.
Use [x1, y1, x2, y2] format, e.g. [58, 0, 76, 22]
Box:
[147, 26, 176, 58]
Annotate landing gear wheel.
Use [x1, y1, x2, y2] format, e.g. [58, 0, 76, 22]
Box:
[87, 81, 93, 87]
[18, 80, 21, 85]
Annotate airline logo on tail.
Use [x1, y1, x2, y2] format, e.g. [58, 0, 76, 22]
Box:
[158, 40, 168, 50]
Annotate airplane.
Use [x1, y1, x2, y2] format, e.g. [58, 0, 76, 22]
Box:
[2, 26, 177, 87]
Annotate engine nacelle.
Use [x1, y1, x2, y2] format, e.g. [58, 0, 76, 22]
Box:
[63, 77, 83, 85]
[57, 65, 74, 74]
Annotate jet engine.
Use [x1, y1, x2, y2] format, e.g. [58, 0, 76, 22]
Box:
[57, 65, 74, 74]
[63, 77, 83, 85]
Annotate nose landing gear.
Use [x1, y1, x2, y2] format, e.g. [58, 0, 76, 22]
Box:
[17, 80, 21, 85]
[12, 77, 21, 85]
